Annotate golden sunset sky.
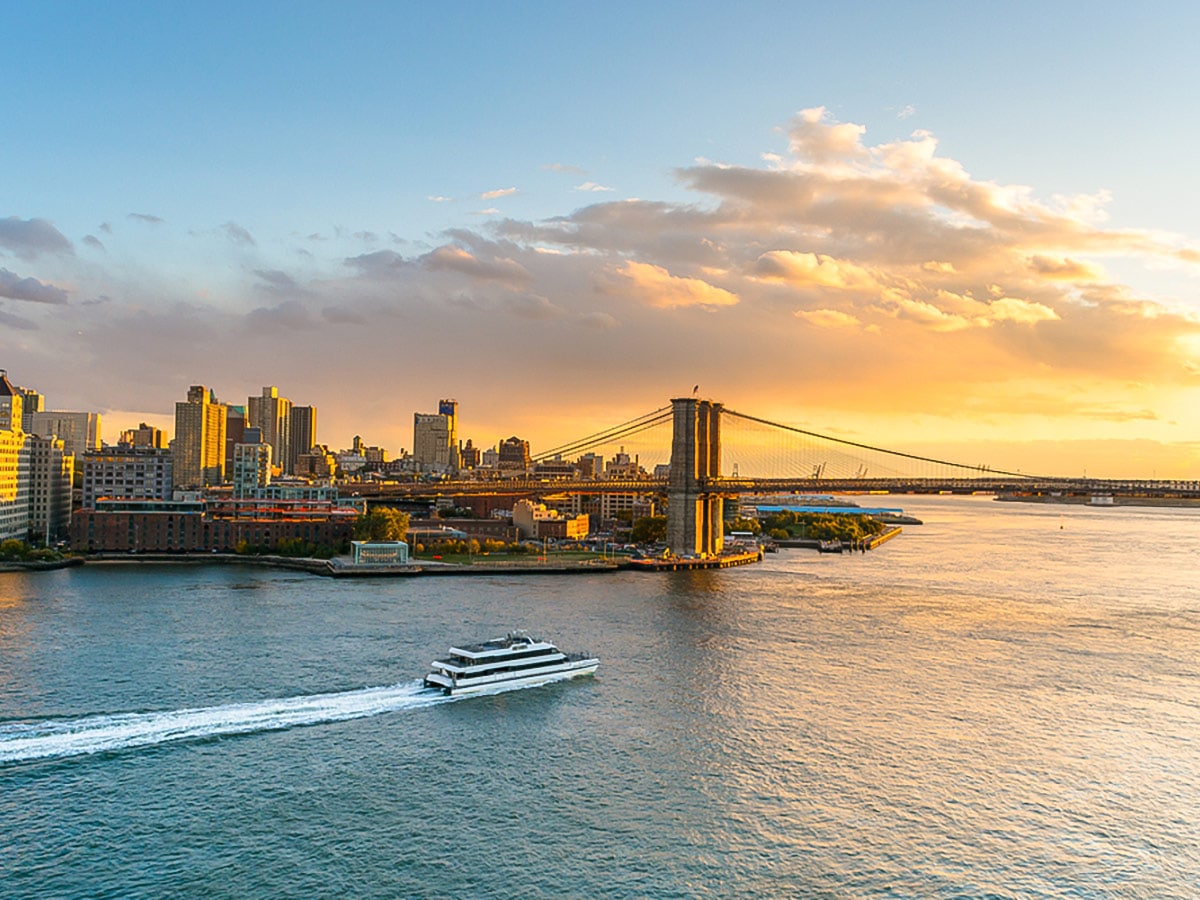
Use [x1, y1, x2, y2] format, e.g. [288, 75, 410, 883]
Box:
[3, 4, 1198, 477]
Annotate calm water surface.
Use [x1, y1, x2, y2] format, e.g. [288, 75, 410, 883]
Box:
[2, 496, 1198, 897]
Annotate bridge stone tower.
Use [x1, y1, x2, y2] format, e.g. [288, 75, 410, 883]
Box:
[667, 398, 724, 557]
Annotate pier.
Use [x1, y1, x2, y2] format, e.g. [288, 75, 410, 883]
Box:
[627, 550, 763, 571]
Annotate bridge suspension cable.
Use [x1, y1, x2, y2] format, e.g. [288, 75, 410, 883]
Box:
[531, 406, 673, 463]
[722, 409, 1046, 481]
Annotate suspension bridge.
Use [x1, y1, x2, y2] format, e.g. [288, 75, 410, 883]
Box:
[362, 398, 1200, 556]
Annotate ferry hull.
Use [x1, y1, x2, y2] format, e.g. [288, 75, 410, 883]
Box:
[426, 659, 599, 696]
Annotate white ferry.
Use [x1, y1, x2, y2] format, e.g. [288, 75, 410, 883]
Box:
[424, 630, 599, 696]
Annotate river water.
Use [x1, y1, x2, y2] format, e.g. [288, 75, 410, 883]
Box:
[2, 496, 1198, 898]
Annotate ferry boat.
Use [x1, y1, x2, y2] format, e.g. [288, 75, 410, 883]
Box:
[424, 630, 599, 696]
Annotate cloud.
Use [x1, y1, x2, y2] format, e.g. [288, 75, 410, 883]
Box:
[344, 250, 406, 276]
[245, 300, 315, 330]
[0, 268, 70, 304]
[128, 212, 164, 225]
[794, 308, 861, 329]
[82, 234, 106, 251]
[0, 216, 74, 259]
[754, 251, 876, 290]
[578, 311, 619, 329]
[545, 163, 585, 175]
[472, 207, 501, 216]
[575, 182, 614, 192]
[98, 221, 113, 234]
[613, 261, 739, 309]
[428, 196, 453, 203]
[224, 221, 256, 246]
[321, 305, 367, 325]
[1029, 255, 1102, 281]
[253, 268, 312, 298]
[787, 106, 870, 164]
[480, 187, 517, 200]
[421, 245, 531, 284]
[0, 307, 38, 330]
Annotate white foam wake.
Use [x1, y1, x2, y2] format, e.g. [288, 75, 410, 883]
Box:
[0, 681, 447, 764]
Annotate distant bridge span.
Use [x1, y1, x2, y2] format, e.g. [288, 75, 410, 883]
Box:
[357, 475, 1200, 502]
[355, 398, 1199, 554]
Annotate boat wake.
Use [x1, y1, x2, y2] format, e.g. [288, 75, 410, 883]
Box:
[0, 681, 449, 765]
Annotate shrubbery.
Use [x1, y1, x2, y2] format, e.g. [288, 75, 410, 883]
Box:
[759, 510, 885, 542]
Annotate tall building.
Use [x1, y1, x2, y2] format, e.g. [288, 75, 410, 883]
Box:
[28, 410, 102, 459]
[224, 405, 246, 473]
[232, 442, 272, 499]
[247, 386, 291, 476]
[289, 405, 317, 474]
[413, 399, 459, 472]
[81, 446, 173, 508]
[16, 386, 43, 433]
[0, 370, 23, 434]
[459, 438, 480, 469]
[0, 371, 31, 541]
[439, 399, 458, 448]
[173, 385, 227, 489]
[26, 434, 73, 541]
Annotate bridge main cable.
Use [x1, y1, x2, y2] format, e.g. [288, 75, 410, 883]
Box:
[531, 406, 673, 463]
[722, 408, 1053, 481]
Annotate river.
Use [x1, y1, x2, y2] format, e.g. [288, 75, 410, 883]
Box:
[2, 495, 1197, 897]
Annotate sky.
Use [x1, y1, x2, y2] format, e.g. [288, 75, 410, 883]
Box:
[3, 2, 1199, 478]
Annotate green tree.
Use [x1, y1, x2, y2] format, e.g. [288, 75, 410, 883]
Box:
[1, 539, 28, 560]
[354, 507, 411, 542]
[726, 516, 762, 534]
[630, 515, 668, 544]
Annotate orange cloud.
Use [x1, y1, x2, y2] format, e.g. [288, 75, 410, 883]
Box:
[615, 261, 738, 309]
[794, 308, 861, 329]
[754, 251, 876, 290]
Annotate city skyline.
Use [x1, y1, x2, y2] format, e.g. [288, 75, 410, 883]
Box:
[3, 4, 1199, 478]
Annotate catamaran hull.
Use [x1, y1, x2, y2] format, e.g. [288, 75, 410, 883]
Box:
[425, 659, 599, 696]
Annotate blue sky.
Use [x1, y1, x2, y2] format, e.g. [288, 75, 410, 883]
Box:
[3, 2, 1199, 476]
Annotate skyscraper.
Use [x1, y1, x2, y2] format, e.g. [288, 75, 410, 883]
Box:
[289, 405, 317, 474]
[413, 399, 459, 472]
[173, 385, 227, 488]
[248, 387, 292, 476]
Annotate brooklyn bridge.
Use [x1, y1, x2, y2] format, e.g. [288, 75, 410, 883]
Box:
[357, 398, 1200, 556]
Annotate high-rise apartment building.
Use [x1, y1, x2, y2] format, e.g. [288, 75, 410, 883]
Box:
[247, 386, 291, 476]
[232, 442, 272, 499]
[224, 405, 246, 474]
[173, 385, 227, 488]
[290, 405, 317, 474]
[26, 434, 73, 541]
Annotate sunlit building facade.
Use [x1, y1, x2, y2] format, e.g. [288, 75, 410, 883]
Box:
[173, 385, 227, 489]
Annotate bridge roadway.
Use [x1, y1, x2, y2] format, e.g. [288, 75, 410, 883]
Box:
[351, 476, 1200, 501]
